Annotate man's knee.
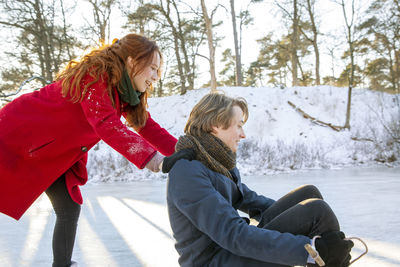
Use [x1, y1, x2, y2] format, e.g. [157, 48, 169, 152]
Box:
[298, 184, 323, 199]
[302, 198, 339, 231]
[301, 198, 329, 212]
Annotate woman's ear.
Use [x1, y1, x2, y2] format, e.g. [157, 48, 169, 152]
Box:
[126, 56, 134, 72]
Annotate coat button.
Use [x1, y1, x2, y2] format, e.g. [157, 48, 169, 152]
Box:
[81, 146, 88, 152]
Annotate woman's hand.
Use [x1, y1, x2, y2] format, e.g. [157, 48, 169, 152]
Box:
[145, 152, 164, 172]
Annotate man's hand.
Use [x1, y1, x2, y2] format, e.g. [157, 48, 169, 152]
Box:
[315, 231, 354, 267]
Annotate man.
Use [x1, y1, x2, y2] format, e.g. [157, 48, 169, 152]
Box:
[165, 92, 353, 267]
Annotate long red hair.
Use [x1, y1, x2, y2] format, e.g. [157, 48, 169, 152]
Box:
[56, 33, 162, 129]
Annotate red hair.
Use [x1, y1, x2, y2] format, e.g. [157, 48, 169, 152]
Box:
[56, 33, 162, 129]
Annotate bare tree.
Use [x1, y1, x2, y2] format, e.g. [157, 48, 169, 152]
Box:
[85, 0, 117, 44]
[0, 0, 79, 87]
[229, 0, 242, 86]
[275, 0, 300, 86]
[200, 0, 217, 92]
[150, 1, 187, 94]
[291, 0, 299, 86]
[301, 0, 321, 85]
[144, 0, 205, 95]
[337, 0, 357, 129]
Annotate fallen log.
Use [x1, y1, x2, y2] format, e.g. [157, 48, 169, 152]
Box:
[287, 101, 345, 132]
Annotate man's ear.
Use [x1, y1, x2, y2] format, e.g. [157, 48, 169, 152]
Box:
[211, 125, 220, 135]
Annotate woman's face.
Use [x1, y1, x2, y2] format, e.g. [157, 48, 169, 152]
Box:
[128, 51, 160, 92]
[211, 105, 246, 153]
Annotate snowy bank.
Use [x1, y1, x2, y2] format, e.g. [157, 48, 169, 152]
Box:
[87, 86, 400, 182]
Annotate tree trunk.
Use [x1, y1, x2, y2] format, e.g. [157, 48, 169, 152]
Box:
[291, 0, 299, 86]
[230, 0, 242, 86]
[342, 0, 355, 130]
[60, 0, 71, 60]
[172, 28, 187, 95]
[153, 1, 188, 94]
[171, 0, 194, 91]
[201, 0, 217, 92]
[344, 85, 353, 129]
[390, 42, 399, 93]
[314, 41, 321, 85]
[34, 0, 53, 82]
[344, 36, 354, 129]
[87, 0, 115, 44]
[306, 0, 320, 85]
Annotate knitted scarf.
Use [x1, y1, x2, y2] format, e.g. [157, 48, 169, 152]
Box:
[119, 70, 141, 106]
[175, 133, 236, 181]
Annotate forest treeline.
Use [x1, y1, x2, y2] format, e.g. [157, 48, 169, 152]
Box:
[0, 0, 399, 96]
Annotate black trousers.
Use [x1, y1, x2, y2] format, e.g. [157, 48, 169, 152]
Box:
[258, 184, 340, 237]
[210, 185, 340, 267]
[45, 175, 81, 267]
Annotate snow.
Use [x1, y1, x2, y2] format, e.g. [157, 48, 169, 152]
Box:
[87, 85, 399, 182]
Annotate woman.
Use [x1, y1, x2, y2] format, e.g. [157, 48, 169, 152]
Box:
[166, 93, 354, 267]
[0, 34, 177, 267]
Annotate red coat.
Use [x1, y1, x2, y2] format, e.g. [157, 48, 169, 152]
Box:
[0, 77, 177, 220]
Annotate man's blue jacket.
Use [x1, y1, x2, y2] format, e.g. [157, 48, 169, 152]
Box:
[167, 159, 310, 267]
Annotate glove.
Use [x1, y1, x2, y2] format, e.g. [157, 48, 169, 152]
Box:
[162, 148, 196, 173]
[315, 231, 354, 267]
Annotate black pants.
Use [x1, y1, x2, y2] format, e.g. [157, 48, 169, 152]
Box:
[45, 175, 81, 267]
[259, 184, 340, 237]
[210, 185, 339, 267]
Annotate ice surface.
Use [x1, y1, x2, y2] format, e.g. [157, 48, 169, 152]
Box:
[0, 166, 399, 267]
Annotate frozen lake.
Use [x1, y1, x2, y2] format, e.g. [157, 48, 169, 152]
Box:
[0, 166, 399, 267]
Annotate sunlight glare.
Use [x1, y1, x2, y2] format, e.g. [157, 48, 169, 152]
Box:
[77, 215, 117, 267]
[98, 196, 178, 266]
[18, 196, 51, 266]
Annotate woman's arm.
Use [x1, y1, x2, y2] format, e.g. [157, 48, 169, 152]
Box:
[80, 78, 156, 169]
[137, 113, 177, 156]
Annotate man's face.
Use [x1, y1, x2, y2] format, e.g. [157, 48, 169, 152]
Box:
[211, 105, 246, 153]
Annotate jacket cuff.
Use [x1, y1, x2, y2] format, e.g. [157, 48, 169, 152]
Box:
[140, 150, 157, 169]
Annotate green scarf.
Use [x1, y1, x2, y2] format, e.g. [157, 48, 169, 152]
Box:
[119, 70, 141, 106]
[175, 133, 236, 181]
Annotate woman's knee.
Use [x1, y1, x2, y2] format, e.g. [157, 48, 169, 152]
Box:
[53, 203, 81, 223]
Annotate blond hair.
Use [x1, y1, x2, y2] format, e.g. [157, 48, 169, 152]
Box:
[184, 92, 248, 137]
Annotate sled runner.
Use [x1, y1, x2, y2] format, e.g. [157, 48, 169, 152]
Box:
[305, 236, 368, 266]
